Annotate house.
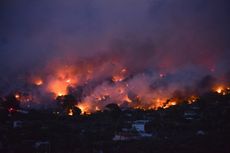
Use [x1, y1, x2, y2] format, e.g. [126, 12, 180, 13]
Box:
[13, 120, 23, 128]
[132, 120, 152, 137]
[113, 120, 152, 141]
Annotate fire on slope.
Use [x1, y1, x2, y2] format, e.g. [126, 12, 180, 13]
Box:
[11, 63, 230, 115]
[214, 85, 230, 96]
[47, 66, 78, 97]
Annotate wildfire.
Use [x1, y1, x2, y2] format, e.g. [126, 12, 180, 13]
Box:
[214, 86, 229, 95]
[123, 95, 132, 103]
[12, 61, 230, 115]
[47, 66, 78, 97]
[76, 103, 91, 115]
[112, 75, 124, 82]
[163, 100, 177, 109]
[112, 68, 127, 82]
[48, 79, 69, 96]
[187, 95, 199, 104]
[35, 79, 43, 86]
[68, 109, 73, 116]
[215, 86, 224, 94]
[150, 98, 167, 109]
[15, 94, 20, 100]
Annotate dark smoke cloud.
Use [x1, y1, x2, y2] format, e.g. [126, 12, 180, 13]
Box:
[0, 0, 230, 96]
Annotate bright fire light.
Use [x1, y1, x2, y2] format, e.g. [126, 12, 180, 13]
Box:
[216, 86, 223, 94]
[76, 103, 91, 115]
[35, 79, 43, 86]
[15, 94, 20, 100]
[68, 109, 73, 116]
[123, 95, 132, 103]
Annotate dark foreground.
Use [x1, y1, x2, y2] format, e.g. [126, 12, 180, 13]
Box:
[0, 91, 230, 153]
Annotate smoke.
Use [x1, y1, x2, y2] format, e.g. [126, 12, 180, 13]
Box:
[0, 0, 230, 109]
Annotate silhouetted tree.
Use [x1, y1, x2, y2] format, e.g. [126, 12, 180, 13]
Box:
[105, 103, 121, 119]
[105, 103, 121, 112]
[56, 94, 76, 108]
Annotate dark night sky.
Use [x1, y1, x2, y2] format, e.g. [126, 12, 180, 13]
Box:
[0, 0, 230, 79]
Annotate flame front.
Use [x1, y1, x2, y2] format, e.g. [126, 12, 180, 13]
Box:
[19, 62, 230, 114]
[46, 66, 78, 97]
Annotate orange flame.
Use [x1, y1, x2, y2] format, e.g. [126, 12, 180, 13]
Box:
[15, 94, 20, 100]
[35, 79, 43, 86]
[76, 103, 91, 115]
[47, 66, 78, 97]
[123, 95, 132, 103]
[68, 109, 73, 116]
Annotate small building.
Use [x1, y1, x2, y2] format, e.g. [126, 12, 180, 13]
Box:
[113, 120, 152, 141]
[13, 120, 23, 128]
[132, 120, 152, 137]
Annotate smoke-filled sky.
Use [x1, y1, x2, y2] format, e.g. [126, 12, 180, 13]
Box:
[0, 0, 230, 111]
[1, 0, 230, 72]
[0, 0, 230, 103]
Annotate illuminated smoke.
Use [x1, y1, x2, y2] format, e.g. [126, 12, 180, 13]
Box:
[0, 0, 229, 112]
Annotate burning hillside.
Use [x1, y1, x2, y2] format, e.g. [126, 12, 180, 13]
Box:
[1, 58, 229, 115]
[0, 0, 229, 115]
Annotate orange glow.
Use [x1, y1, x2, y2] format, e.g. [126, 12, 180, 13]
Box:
[163, 101, 177, 109]
[15, 94, 20, 100]
[162, 98, 179, 109]
[35, 79, 43, 86]
[214, 86, 228, 95]
[30, 76, 44, 86]
[68, 109, 73, 116]
[47, 66, 78, 97]
[76, 103, 91, 115]
[48, 79, 68, 97]
[112, 68, 127, 82]
[14, 93, 33, 103]
[66, 79, 71, 83]
[123, 95, 132, 103]
[95, 106, 101, 111]
[112, 75, 124, 82]
[215, 86, 223, 94]
[152, 98, 167, 109]
[187, 95, 199, 104]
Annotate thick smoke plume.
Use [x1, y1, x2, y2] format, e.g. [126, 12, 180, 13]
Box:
[0, 0, 229, 111]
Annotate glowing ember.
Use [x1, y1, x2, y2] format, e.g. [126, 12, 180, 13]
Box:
[214, 86, 228, 95]
[68, 109, 73, 116]
[215, 86, 224, 94]
[112, 75, 124, 82]
[8, 107, 16, 113]
[15, 94, 20, 100]
[35, 79, 43, 86]
[187, 96, 199, 104]
[95, 106, 100, 111]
